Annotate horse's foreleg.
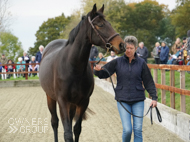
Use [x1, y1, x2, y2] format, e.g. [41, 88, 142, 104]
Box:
[74, 99, 89, 142]
[47, 95, 59, 142]
[58, 100, 73, 142]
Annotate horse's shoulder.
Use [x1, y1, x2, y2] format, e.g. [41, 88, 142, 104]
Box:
[43, 39, 68, 57]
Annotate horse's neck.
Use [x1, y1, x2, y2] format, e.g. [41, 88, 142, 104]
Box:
[65, 32, 92, 73]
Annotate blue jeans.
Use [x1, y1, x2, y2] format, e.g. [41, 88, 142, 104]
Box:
[117, 101, 144, 142]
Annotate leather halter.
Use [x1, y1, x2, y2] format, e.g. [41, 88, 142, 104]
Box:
[88, 16, 120, 52]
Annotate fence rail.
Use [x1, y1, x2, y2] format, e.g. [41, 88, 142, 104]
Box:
[0, 63, 40, 80]
[90, 61, 190, 113]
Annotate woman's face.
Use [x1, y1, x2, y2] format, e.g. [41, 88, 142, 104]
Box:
[125, 44, 136, 59]
[155, 43, 159, 47]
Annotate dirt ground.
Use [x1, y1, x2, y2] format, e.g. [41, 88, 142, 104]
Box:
[0, 86, 184, 142]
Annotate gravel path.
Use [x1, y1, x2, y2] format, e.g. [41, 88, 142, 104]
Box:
[0, 86, 184, 142]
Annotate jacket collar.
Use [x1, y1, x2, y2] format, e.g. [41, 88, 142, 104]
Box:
[123, 52, 138, 63]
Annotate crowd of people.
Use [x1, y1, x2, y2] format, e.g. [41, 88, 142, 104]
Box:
[151, 30, 190, 65]
[89, 30, 190, 67]
[0, 45, 44, 79]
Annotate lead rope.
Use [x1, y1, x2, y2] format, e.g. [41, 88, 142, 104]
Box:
[95, 62, 162, 125]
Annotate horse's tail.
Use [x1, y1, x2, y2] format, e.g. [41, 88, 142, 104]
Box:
[83, 108, 95, 120]
[74, 107, 95, 121]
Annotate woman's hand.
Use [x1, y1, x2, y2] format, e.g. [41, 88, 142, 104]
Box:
[150, 100, 157, 108]
[94, 65, 102, 71]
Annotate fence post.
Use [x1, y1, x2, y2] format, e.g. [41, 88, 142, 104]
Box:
[153, 68, 158, 96]
[148, 68, 152, 98]
[161, 69, 166, 104]
[170, 70, 175, 109]
[25, 64, 28, 80]
[180, 71, 186, 112]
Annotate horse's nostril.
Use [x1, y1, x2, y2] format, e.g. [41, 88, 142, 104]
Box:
[119, 43, 125, 50]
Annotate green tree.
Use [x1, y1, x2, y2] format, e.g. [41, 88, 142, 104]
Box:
[0, 32, 24, 62]
[28, 14, 71, 56]
[171, 1, 190, 37]
[105, 0, 168, 55]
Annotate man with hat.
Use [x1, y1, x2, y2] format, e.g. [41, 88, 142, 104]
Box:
[0, 53, 8, 68]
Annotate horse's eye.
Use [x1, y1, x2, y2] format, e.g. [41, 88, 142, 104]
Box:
[98, 23, 104, 27]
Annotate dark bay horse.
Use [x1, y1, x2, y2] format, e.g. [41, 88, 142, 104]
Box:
[39, 4, 125, 142]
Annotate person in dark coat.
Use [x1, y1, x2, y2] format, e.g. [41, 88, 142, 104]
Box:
[89, 44, 98, 61]
[35, 45, 44, 63]
[22, 52, 30, 64]
[94, 36, 157, 142]
[160, 42, 169, 64]
[136, 42, 149, 63]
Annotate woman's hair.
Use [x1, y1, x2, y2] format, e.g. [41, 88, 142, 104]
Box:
[18, 57, 22, 62]
[155, 42, 160, 46]
[7, 59, 13, 64]
[124, 36, 138, 47]
[99, 52, 103, 57]
[39, 45, 44, 50]
[31, 56, 36, 60]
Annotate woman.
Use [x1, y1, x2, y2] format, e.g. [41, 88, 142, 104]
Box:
[152, 42, 161, 64]
[16, 57, 25, 77]
[96, 52, 106, 61]
[171, 38, 182, 54]
[29, 56, 39, 77]
[94, 36, 157, 142]
[5, 59, 15, 79]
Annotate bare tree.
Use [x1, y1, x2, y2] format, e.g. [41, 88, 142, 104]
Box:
[0, 0, 11, 32]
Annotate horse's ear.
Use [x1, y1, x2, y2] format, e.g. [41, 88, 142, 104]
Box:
[98, 4, 104, 13]
[90, 4, 97, 17]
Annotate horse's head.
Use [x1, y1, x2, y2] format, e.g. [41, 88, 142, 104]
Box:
[87, 4, 125, 54]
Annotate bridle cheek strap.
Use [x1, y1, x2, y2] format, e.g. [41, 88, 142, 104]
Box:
[88, 16, 119, 50]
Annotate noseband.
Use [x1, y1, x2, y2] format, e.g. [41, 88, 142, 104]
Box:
[88, 16, 120, 52]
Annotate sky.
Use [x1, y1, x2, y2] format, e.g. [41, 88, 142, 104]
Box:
[8, 0, 177, 52]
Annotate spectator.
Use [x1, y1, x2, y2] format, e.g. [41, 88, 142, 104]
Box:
[176, 55, 184, 65]
[89, 44, 99, 61]
[16, 57, 25, 77]
[160, 42, 169, 64]
[106, 51, 118, 62]
[152, 42, 161, 64]
[0, 53, 8, 68]
[29, 56, 39, 77]
[186, 30, 190, 56]
[22, 52, 30, 64]
[5, 59, 15, 79]
[0, 62, 2, 79]
[186, 55, 190, 65]
[182, 37, 188, 64]
[167, 47, 182, 64]
[136, 42, 149, 63]
[96, 53, 106, 61]
[171, 38, 182, 54]
[36, 45, 44, 63]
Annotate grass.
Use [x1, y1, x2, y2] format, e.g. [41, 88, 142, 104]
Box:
[0, 75, 39, 81]
[145, 70, 190, 115]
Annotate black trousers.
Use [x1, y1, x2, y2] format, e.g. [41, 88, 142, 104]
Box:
[154, 58, 160, 64]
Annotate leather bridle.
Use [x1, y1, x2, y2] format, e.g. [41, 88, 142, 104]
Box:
[88, 16, 120, 53]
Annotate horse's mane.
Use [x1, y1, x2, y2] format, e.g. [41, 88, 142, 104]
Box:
[66, 12, 105, 46]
